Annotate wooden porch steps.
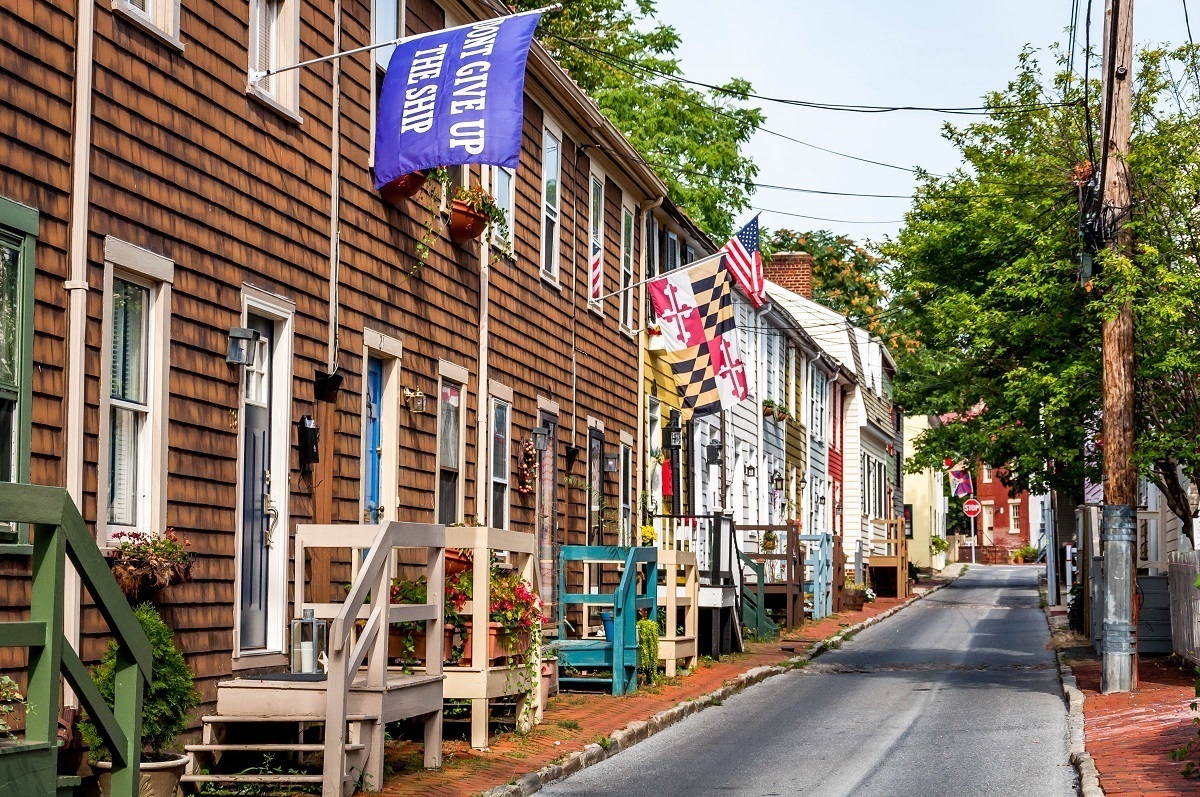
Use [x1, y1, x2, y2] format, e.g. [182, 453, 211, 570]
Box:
[181, 773, 325, 785]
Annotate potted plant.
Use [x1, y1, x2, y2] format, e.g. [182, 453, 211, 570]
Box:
[459, 569, 540, 665]
[81, 604, 200, 797]
[450, 185, 510, 246]
[844, 578, 868, 610]
[107, 528, 192, 604]
[774, 405, 789, 422]
[0, 675, 23, 741]
[640, 524, 658, 547]
[762, 399, 777, 418]
[379, 170, 429, 206]
[761, 529, 778, 552]
[387, 572, 469, 664]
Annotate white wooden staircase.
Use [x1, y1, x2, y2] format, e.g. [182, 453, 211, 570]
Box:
[181, 521, 446, 796]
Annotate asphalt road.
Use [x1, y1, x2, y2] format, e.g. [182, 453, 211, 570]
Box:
[540, 565, 1077, 797]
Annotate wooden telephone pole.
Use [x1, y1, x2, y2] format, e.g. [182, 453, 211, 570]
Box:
[1098, 0, 1137, 694]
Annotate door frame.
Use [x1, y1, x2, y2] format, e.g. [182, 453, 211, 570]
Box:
[360, 329, 402, 525]
[232, 285, 295, 663]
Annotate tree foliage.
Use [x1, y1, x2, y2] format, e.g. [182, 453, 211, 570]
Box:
[762, 228, 889, 331]
[889, 43, 1200, 537]
[517, 0, 763, 239]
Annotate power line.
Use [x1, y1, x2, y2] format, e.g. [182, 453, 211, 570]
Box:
[752, 207, 905, 225]
[550, 33, 1081, 116]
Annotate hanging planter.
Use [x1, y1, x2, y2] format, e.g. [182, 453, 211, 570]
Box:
[449, 199, 490, 244]
[379, 170, 429, 207]
[774, 407, 789, 422]
[762, 400, 776, 418]
[449, 186, 510, 246]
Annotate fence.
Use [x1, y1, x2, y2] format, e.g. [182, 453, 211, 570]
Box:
[1168, 550, 1200, 666]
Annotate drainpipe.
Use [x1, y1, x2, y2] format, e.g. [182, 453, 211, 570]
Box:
[755, 305, 766, 526]
[62, 0, 99, 690]
[475, 215, 491, 527]
[326, 0, 344, 374]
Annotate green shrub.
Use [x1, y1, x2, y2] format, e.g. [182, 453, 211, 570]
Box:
[636, 619, 660, 685]
[80, 604, 200, 761]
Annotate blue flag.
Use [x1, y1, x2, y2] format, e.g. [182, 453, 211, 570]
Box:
[374, 12, 543, 189]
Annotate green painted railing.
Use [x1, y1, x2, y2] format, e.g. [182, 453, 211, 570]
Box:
[0, 483, 152, 797]
[737, 552, 779, 641]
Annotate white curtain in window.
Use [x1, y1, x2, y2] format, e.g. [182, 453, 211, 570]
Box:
[109, 406, 140, 526]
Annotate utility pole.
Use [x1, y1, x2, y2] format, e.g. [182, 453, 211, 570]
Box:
[1098, 0, 1137, 694]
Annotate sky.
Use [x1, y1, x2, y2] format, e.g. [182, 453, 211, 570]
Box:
[651, 0, 1192, 245]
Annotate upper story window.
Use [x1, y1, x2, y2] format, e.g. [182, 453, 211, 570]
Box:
[540, 128, 562, 280]
[0, 197, 36, 542]
[665, 231, 679, 273]
[620, 207, 635, 330]
[249, 0, 299, 114]
[100, 238, 173, 542]
[809, 366, 827, 443]
[492, 166, 515, 251]
[588, 175, 604, 307]
[112, 0, 183, 48]
[374, 0, 402, 72]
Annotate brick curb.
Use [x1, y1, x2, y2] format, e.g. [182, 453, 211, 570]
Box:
[480, 578, 957, 797]
[1042, 606, 1104, 797]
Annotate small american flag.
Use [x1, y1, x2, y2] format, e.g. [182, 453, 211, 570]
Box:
[722, 216, 765, 308]
[589, 237, 602, 302]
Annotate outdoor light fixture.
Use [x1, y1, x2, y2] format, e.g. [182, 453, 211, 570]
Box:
[772, 471, 785, 491]
[226, 327, 260, 366]
[799, 471, 808, 491]
[403, 388, 428, 413]
[662, 419, 683, 451]
[819, 495, 827, 505]
[705, 441, 723, 467]
[745, 463, 757, 479]
[603, 452, 620, 473]
[531, 426, 550, 451]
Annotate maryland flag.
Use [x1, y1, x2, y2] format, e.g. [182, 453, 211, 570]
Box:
[648, 254, 750, 417]
[947, 461, 974, 498]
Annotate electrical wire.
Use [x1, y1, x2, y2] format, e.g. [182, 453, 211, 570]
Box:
[751, 207, 905, 225]
[549, 32, 1081, 116]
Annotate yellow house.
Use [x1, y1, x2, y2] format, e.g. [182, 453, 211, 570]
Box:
[902, 415, 951, 569]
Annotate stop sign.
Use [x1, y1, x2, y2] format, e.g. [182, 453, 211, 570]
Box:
[963, 498, 982, 518]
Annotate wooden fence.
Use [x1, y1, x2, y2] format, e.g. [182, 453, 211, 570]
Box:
[1167, 550, 1200, 666]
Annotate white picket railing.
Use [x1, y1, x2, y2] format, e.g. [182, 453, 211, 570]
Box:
[1167, 550, 1200, 666]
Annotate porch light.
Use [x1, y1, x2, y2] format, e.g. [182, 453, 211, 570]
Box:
[745, 463, 757, 479]
[705, 442, 723, 467]
[799, 471, 808, 491]
[604, 452, 620, 473]
[531, 426, 551, 451]
[662, 419, 683, 451]
[403, 388, 428, 413]
[226, 327, 260, 366]
[772, 471, 785, 491]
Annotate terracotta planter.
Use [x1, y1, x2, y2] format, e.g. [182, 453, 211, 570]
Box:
[445, 548, 472, 576]
[94, 754, 188, 797]
[449, 199, 489, 244]
[387, 625, 455, 663]
[762, 405, 774, 418]
[774, 408, 788, 422]
[458, 621, 532, 666]
[379, 171, 428, 206]
[540, 656, 559, 705]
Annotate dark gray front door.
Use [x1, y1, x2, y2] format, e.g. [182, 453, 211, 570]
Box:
[239, 315, 274, 650]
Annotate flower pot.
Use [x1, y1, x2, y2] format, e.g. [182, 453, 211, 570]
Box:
[762, 405, 774, 418]
[845, 589, 866, 611]
[94, 754, 188, 797]
[449, 199, 488, 244]
[445, 548, 472, 576]
[540, 656, 559, 705]
[774, 408, 788, 422]
[379, 171, 428, 206]
[457, 622, 532, 666]
[387, 625, 455, 664]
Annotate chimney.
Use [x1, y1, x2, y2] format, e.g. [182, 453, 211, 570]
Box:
[763, 251, 813, 299]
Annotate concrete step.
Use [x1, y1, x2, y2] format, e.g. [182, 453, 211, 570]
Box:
[201, 713, 377, 724]
[186, 742, 366, 753]
[180, 773, 324, 785]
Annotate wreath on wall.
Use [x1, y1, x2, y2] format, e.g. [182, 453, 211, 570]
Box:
[516, 439, 539, 495]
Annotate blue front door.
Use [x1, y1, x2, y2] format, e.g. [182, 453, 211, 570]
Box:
[364, 357, 383, 523]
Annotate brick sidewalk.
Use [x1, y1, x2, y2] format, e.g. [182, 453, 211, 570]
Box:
[1071, 657, 1200, 796]
[378, 589, 933, 797]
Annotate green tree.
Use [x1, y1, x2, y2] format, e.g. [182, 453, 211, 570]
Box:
[762, 228, 889, 331]
[517, 1, 763, 239]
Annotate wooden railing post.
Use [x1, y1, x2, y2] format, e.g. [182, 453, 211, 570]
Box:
[25, 523, 64, 749]
[108, 648, 143, 796]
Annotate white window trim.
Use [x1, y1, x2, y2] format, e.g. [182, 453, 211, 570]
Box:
[619, 441, 633, 546]
[490, 394, 512, 530]
[619, 204, 636, 334]
[111, 0, 185, 50]
[247, 0, 302, 120]
[369, 0, 406, 167]
[435, 359, 468, 525]
[588, 169, 605, 312]
[232, 284, 295, 658]
[1008, 500, 1021, 534]
[489, 165, 516, 251]
[362, 329, 402, 524]
[665, 231, 679, 273]
[96, 237, 173, 545]
[540, 121, 564, 285]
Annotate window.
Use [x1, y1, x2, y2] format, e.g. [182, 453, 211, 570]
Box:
[112, 0, 182, 47]
[1009, 501, 1021, 533]
[108, 278, 150, 529]
[861, 454, 887, 520]
[809, 366, 827, 443]
[684, 245, 696, 265]
[0, 198, 35, 542]
[491, 399, 510, 529]
[982, 464, 993, 483]
[540, 128, 562, 280]
[374, 0, 402, 72]
[492, 166, 515, 249]
[619, 444, 632, 546]
[438, 380, 463, 525]
[249, 0, 299, 113]
[665, 231, 679, 273]
[99, 238, 173, 542]
[587, 428, 603, 544]
[588, 175, 604, 306]
[620, 207, 635, 329]
[645, 214, 658, 279]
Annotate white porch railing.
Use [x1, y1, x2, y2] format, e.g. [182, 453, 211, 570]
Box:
[1167, 550, 1200, 666]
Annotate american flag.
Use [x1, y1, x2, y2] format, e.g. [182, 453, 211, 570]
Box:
[721, 216, 765, 308]
[589, 237, 602, 302]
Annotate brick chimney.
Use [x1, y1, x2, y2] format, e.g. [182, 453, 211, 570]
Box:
[764, 251, 813, 299]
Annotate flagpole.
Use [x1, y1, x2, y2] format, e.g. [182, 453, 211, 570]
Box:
[249, 5, 560, 85]
[594, 251, 726, 304]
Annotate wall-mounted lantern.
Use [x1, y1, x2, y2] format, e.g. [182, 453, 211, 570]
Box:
[705, 441, 723, 467]
[403, 388, 428, 413]
[226, 327, 260, 366]
[799, 471, 808, 491]
[603, 452, 620, 473]
[531, 426, 551, 451]
[772, 471, 785, 491]
[745, 463, 757, 479]
[662, 419, 683, 451]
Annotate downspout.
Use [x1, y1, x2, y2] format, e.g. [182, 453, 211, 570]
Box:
[636, 197, 662, 526]
[63, 0, 99, 682]
[755, 305, 766, 525]
[475, 211, 491, 526]
[569, 142, 581, 450]
[326, 0, 344, 374]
